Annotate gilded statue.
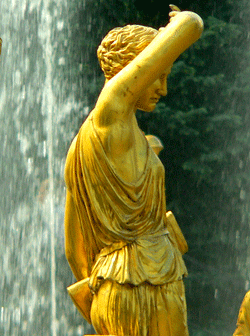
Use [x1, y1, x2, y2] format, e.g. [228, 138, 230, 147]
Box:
[64, 6, 203, 336]
[233, 291, 250, 335]
[145, 135, 164, 156]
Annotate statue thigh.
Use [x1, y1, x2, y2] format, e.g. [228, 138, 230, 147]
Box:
[90, 279, 188, 336]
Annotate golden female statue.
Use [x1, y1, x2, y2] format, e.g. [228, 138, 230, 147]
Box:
[64, 7, 203, 336]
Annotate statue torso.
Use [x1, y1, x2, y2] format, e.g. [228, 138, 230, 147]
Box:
[93, 115, 148, 184]
[66, 114, 187, 286]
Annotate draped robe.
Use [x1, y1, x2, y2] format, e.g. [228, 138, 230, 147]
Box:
[65, 114, 187, 290]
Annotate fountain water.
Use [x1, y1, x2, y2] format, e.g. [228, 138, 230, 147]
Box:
[0, 0, 92, 335]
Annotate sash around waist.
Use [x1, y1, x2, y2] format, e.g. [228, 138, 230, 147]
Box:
[89, 227, 187, 290]
[98, 227, 170, 258]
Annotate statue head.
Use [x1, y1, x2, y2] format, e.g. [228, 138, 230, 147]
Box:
[97, 25, 158, 81]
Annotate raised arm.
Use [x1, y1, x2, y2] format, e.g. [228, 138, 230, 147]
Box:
[94, 11, 203, 125]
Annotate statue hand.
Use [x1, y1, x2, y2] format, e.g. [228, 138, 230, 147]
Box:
[158, 6, 182, 32]
[169, 4, 181, 12]
[168, 7, 203, 32]
[169, 4, 182, 23]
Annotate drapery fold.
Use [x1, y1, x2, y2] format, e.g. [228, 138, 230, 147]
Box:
[65, 114, 187, 285]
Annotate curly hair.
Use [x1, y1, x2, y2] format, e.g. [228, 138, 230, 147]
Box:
[97, 25, 158, 81]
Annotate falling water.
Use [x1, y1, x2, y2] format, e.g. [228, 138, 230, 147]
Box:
[39, 2, 57, 335]
[0, 0, 92, 335]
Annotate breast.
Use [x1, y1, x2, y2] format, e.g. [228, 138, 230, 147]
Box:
[109, 131, 149, 184]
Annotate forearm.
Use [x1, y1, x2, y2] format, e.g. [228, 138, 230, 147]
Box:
[65, 191, 89, 281]
[65, 249, 88, 281]
[99, 11, 203, 107]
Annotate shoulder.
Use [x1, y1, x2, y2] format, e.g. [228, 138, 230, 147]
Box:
[93, 79, 135, 129]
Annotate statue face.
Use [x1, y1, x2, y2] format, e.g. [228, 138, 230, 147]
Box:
[136, 66, 171, 112]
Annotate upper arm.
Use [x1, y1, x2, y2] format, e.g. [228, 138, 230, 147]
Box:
[94, 11, 203, 127]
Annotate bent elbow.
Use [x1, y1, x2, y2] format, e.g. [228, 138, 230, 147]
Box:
[184, 11, 204, 36]
[192, 13, 204, 34]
